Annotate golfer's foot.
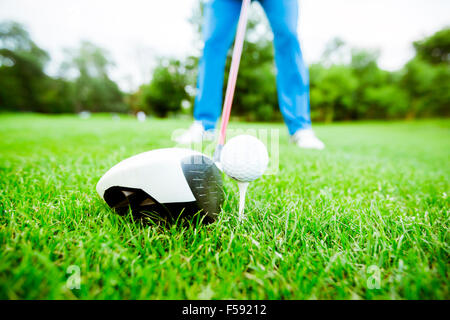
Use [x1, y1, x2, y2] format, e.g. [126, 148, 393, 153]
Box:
[292, 128, 325, 150]
[173, 121, 216, 144]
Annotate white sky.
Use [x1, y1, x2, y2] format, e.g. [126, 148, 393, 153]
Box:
[1, 0, 449, 92]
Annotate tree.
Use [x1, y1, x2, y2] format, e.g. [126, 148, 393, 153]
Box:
[402, 57, 450, 118]
[0, 21, 76, 113]
[413, 27, 450, 65]
[140, 58, 190, 117]
[309, 64, 358, 122]
[60, 41, 126, 113]
[350, 49, 393, 119]
[402, 28, 450, 118]
[0, 21, 49, 111]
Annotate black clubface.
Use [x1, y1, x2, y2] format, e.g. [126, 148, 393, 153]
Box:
[181, 154, 224, 223]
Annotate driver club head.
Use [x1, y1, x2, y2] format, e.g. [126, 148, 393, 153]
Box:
[96, 148, 224, 224]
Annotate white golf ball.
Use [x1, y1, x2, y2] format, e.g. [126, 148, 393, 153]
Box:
[220, 134, 269, 182]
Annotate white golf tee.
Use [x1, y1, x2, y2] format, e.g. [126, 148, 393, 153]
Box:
[237, 181, 249, 221]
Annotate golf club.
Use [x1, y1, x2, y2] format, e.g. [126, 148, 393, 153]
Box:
[214, 0, 251, 162]
[96, 148, 223, 223]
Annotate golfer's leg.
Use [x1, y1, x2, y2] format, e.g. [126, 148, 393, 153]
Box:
[261, 0, 311, 135]
[194, 0, 241, 131]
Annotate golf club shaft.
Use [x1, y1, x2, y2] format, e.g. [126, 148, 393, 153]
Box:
[214, 0, 251, 161]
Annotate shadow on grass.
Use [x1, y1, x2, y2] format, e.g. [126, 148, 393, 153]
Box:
[111, 205, 216, 233]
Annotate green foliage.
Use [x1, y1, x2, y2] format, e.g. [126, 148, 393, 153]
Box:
[413, 27, 450, 65]
[310, 46, 413, 121]
[138, 59, 190, 117]
[1, 18, 449, 121]
[364, 85, 409, 119]
[0, 22, 125, 114]
[60, 41, 127, 113]
[310, 30, 450, 121]
[0, 21, 51, 112]
[310, 64, 358, 122]
[402, 56, 450, 118]
[37, 77, 77, 113]
[350, 50, 394, 119]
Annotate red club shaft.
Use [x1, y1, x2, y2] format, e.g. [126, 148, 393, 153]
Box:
[217, 0, 251, 147]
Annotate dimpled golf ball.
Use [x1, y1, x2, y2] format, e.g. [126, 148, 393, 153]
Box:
[220, 134, 269, 182]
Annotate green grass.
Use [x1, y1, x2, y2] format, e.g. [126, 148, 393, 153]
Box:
[0, 113, 448, 299]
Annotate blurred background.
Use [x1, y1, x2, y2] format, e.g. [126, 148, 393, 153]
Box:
[0, 0, 449, 122]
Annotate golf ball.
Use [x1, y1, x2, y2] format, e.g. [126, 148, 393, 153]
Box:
[220, 134, 269, 182]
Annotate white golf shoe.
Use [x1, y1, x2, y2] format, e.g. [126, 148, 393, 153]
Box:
[291, 128, 325, 150]
[173, 121, 216, 144]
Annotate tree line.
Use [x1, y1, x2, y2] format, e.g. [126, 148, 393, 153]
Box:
[1, 16, 449, 122]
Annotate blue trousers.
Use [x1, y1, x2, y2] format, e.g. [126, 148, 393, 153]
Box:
[194, 0, 311, 135]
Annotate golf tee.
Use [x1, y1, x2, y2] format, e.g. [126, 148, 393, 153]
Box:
[237, 181, 249, 221]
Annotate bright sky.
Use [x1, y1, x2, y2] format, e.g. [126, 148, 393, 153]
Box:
[1, 0, 449, 92]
